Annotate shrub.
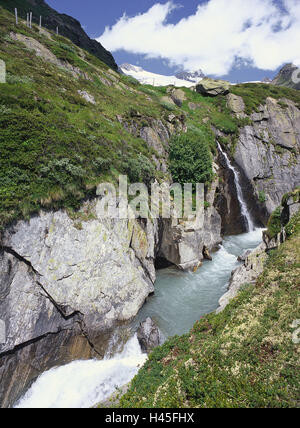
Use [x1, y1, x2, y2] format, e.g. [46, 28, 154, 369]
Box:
[169, 131, 213, 185]
[40, 158, 86, 186]
[122, 154, 156, 185]
[285, 211, 300, 237]
[258, 191, 267, 203]
[121, 75, 140, 87]
[267, 207, 282, 238]
[93, 157, 111, 174]
[160, 100, 177, 111]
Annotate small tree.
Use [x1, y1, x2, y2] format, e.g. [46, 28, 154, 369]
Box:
[169, 131, 213, 185]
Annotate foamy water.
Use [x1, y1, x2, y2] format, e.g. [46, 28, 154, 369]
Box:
[15, 334, 146, 409]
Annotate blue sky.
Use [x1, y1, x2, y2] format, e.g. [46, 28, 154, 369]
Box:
[46, 0, 300, 82]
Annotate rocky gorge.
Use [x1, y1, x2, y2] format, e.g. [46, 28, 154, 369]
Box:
[0, 4, 299, 408]
[0, 129, 222, 407]
[1, 89, 299, 406]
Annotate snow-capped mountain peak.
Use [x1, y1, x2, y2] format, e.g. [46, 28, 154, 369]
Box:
[119, 63, 203, 88]
[175, 70, 205, 82]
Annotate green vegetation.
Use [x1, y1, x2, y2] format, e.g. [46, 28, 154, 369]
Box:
[1, 5, 300, 231]
[267, 207, 282, 238]
[1, 4, 300, 409]
[169, 130, 214, 185]
[285, 210, 300, 237]
[282, 188, 300, 207]
[120, 213, 300, 408]
[122, 154, 156, 186]
[267, 189, 300, 238]
[258, 191, 267, 204]
[210, 111, 238, 135]
[231, 83, 300, 114]
[0, 7, 175, 228]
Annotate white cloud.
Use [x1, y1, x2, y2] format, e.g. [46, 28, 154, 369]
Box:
[98, 0, 300, 76]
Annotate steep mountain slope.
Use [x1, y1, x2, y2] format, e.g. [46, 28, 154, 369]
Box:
[0, 4, 300, 408]
[0, 0, 118, 70]
[272, 63, 300, 91]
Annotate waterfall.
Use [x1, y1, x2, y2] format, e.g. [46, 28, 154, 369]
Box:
[217, 143, 254, 232]
[14, 334, 147, 409]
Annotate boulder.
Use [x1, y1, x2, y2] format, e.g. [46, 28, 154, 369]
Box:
[137, 318, 161, 353]
[226, 93, 246, 117]
[77, 90, 96, 104]
[196, 78, 230, 97]
[161, 96, 176, 106]
[217, 241, 267, 313]
[170, 89, 187, 107]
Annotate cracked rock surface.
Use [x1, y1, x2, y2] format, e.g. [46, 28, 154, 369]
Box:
[234, 97, 300, 216]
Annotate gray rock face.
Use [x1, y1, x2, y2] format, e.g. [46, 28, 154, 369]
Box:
[0, 208, 157, 358]
[272, 63, 300, 91]
[0, 186, 222, 406]
[234, 97, 300, 218]
[226, 93, 246, 118]
[217, 240, 267, 313]
[158, 176, 222, 271]
[137, 317, 161, 353]
[238, 250, 252, 262]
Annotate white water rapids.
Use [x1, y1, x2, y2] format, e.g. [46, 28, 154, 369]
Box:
[15, 334, 147, 409]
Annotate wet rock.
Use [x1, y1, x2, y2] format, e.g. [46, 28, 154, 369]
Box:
[137, 318, 161, 353]
[238, 250, 252, 262]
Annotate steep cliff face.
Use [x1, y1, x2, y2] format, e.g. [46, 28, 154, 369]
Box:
[225, 95, 300, 225]
[0, 191, 222, 407]
[0, 202, 156, 406]
[0, 0, 118, 70]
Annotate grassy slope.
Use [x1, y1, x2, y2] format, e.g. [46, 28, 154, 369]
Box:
[1, 5, 300, 231]
[0, 0, 118, 70]
[0, 5, 299, 409]
[120, 213, 300, 408]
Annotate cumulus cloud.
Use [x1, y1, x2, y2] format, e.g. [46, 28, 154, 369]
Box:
[98, 0, 300, 75]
